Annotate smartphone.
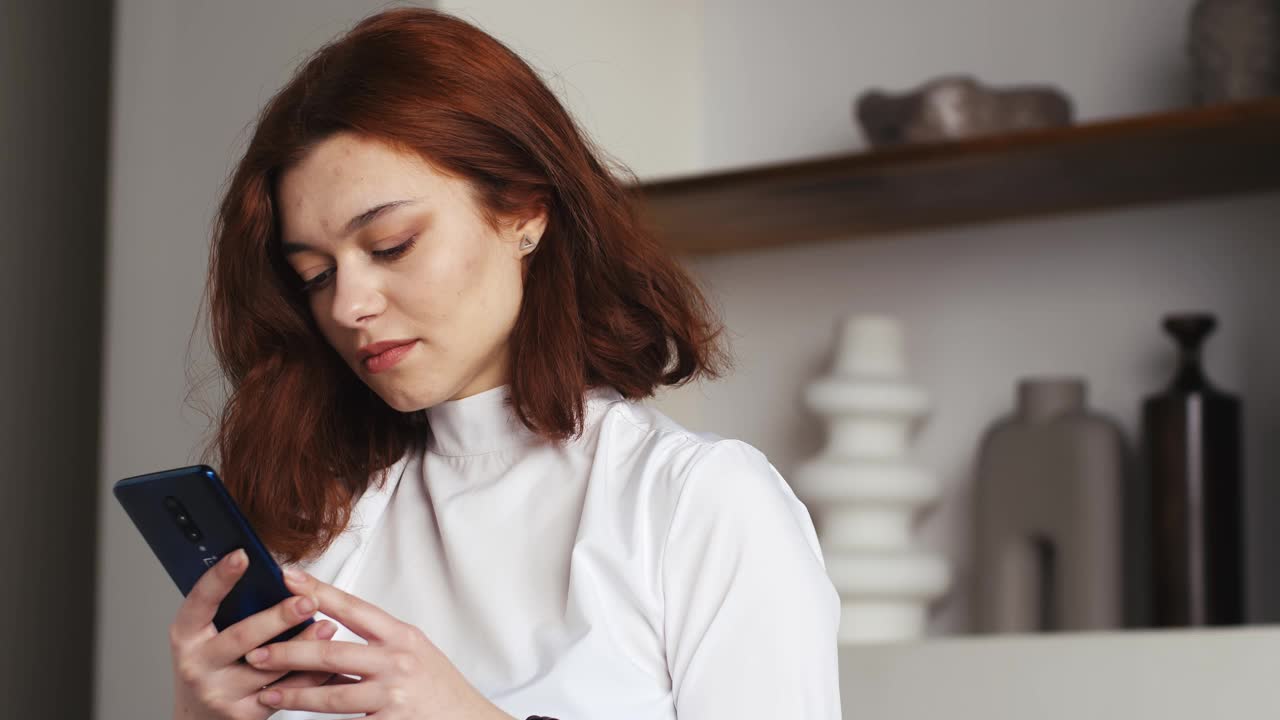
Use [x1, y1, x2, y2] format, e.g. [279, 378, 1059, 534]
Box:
[113, 464, 314, 651]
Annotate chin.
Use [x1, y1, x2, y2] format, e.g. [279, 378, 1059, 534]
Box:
[371, 381, 448, 414]
[383, 397, 424, 413]
[379, 391, 433, 414]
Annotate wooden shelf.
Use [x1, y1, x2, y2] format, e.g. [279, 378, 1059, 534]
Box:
[634, 98, 1280, 255]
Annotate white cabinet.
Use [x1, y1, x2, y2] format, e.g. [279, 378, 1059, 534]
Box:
[839, 626, 1280, 719]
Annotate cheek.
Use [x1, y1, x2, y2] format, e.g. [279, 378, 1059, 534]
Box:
[466, 243, 523, 317]
[396, 241, 477, 320]
[353, 232, 520, 333]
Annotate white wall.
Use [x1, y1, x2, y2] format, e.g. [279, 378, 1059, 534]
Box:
[94, 3, 429, 718]
[683, 0, 1280, 637]
[699, 0, 1195, 169]
[438, 1, 704, 181]
[687, 192, 1280, 636]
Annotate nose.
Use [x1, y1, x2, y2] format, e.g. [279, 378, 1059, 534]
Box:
[327, 261, 387, 328]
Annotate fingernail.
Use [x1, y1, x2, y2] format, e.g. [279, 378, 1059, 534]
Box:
[283, 566, 305, 582]
[246, 647, 268, 664]
[260, 689, 282, 705]
[296, 594, 316, 614]
[318, 621, 337, 639]
[226, 549, 246, 570]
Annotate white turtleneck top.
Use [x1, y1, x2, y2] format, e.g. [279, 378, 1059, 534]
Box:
[276, 384, 841, 720]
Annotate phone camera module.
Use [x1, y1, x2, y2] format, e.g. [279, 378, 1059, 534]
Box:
[164, 496, 203, 543]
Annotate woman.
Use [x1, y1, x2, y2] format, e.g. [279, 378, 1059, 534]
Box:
[172, 7, 840, 720]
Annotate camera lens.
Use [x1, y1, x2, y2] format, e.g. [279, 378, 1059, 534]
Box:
[185, 527, 202, 542]
[164, 496, 180, 511]
[175, 513, 190, 525]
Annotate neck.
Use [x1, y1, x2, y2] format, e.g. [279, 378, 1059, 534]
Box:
[449, 357, 510, 401]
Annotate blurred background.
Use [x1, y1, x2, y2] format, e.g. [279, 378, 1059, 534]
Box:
[5, 0, 1279, 718]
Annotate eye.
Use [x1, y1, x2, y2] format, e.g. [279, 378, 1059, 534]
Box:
[372, 234, 418, 260]
[296, 235, 417, 295]
[299, 268, 333, 294]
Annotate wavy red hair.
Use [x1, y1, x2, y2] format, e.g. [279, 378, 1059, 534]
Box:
[199, 7, 726, 563]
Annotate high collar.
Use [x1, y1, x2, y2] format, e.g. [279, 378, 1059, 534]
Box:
[425, 383, 623, 456]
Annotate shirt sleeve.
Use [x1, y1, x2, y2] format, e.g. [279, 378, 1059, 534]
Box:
[661, 438, 842, 719]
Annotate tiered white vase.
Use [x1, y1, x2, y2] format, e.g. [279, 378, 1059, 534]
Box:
[793, 314, 951, 644]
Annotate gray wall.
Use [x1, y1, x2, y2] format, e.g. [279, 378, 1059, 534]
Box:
[94, 2, 431, 718]
[1, 1, 113, 717]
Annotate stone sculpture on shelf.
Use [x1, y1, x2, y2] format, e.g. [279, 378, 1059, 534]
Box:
[1189, 0, 1280, 104]
[854, 75, 1073, 148]
[792, 314, 951, 644]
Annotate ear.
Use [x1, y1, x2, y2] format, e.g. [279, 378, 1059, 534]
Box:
[511, 204, 549, 259]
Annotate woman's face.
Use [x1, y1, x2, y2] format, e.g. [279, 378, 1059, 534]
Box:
[276, 131, 546, 411]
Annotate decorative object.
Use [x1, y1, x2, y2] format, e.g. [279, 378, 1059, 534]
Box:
[1189, 0, 1280, 104]
[854, 74, 1073, 148]
[1142, 313, 1245, 626]
[792, 314, 950, 644]
[973, 378, 1130, 633]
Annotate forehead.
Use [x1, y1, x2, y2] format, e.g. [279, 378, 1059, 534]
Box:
[276, 132, 453, 245]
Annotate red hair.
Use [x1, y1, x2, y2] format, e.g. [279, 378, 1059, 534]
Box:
[200, 6, 726, 563]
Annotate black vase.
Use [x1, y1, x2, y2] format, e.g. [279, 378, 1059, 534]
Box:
[1142, 313, 1245, 626]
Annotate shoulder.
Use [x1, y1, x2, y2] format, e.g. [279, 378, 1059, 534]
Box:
[588, 391, 822, 563]
[663, 435, 826, 571]
[589, 391, 749, 494]
[644, 405, 840, 705]
[592, 390, 785, 488]
[595, 393, 724, 456]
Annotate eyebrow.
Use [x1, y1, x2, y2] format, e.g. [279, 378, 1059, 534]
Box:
[282, 198, 419, 255]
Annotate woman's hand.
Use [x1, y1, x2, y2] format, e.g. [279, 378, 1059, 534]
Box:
[245, 567, 516, 720]
[170, 549, 345, 720]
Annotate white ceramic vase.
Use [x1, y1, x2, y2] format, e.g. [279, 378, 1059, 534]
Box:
[792, 314, 951, 644]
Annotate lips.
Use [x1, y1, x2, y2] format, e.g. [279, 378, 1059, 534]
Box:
[359, 339, 418, 374]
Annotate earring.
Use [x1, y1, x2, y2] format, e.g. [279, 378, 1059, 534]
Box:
[520, 235, 536, 252]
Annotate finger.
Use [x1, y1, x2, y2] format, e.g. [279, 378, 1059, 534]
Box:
[265, 669, 336, 693]
[259, 678, 384, 715]
[222, 617, 337, 699]
[172, 549, 248, 639]
[245, 638, 387, 678]
[204, 589, 321, 668]
[281, 568, 396, 644]
[259, 621, 343, 691]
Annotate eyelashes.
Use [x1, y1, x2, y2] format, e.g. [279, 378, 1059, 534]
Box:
[373, 233, 418, 261]
[298, 234, 419, 294]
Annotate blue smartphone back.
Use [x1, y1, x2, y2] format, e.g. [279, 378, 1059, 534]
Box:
[113, 464, 313, 644]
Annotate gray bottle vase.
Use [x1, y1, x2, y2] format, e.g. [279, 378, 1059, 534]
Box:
[973, 378, 1133, 633]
